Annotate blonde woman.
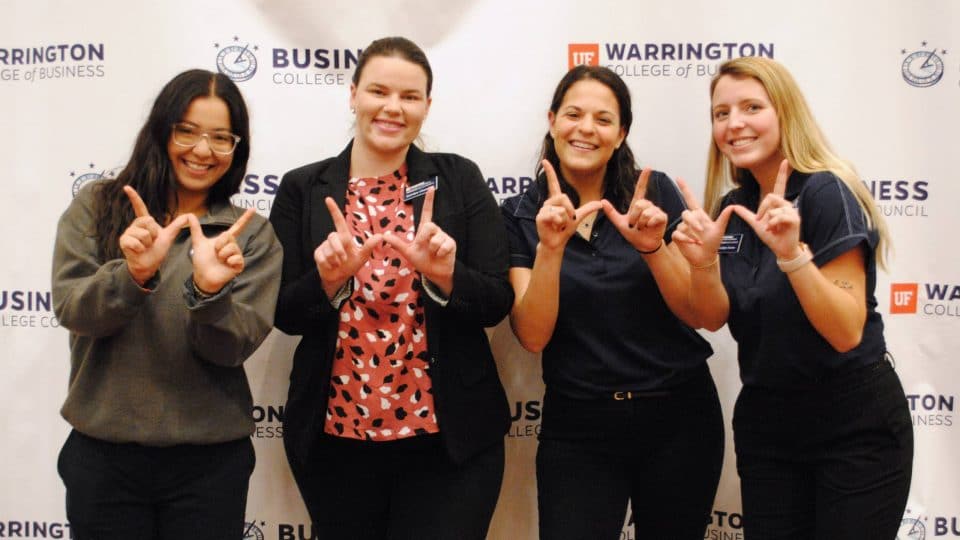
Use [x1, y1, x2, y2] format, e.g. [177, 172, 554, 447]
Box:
[674, 56, 912, 539]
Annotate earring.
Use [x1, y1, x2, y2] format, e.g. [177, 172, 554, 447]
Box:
[351, 108, 356, 114]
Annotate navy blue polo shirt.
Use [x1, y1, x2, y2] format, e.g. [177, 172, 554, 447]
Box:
[501, 172, 713, 399]
[719, 170, 885, 389]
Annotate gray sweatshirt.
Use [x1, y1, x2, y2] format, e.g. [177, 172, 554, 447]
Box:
[52, 183, 282, 446]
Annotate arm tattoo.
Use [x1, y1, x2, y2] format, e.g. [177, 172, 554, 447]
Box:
[833, 279, 853, 290]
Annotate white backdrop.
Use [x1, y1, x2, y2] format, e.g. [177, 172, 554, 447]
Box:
[2, 1, 958, 538]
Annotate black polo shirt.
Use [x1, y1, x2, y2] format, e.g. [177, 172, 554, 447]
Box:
[501, 171, 713, 399]
[719, 170, 885, 389]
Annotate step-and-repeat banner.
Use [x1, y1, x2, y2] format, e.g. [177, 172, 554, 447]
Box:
[2, 1, 957, 538]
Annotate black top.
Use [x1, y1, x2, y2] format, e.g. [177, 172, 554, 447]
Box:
[501, 171, 713, 398]
[270, 142, 512, 466]
[719, 170, 885, 389]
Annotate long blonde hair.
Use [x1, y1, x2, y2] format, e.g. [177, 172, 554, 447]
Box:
[704, 56, 890, 269]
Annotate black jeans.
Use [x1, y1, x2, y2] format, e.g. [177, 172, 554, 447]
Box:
[291, 433, 504, 540]
[536, 367, 724, 540]
[57, 430, 255, 540]
[733, 359, 914, 539]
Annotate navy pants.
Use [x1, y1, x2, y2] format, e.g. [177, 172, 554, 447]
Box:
[734, 359, 914, 539]
[57, 430, 255, 540]
[536, 367, 724, 540]
[291, 433, 504, 540]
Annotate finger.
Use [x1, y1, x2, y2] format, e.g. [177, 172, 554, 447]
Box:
[626, 199, 651, 228]
[126, 225, 155, 248]
[325, 197, 349, 234]
[119, 235, 146, 254]
[773, 159, 790, 197]
[573, 200, 602, 226]
[542, 160, 562, 198]
[326, 233, 348, 265]
[676, 178, 702, 212]
[186, 213, 204, 246]
[672, 225, 702, 246]
[227, 208, 256, 237]
[420, 187, 435, 225]
[428, 230, 446, 253]
[217, 241, 240, 262]
[358, 233, 383, 259]
[642, 207, 667, 229]
[123, 186, 150, 218]
[714, 205, 738, 233]
[226, 253, 244, 270]
[435, 237, 456, 258]
[382, 232, 412, 256]
[729, 205, 759, 232]
[632, 168, 652, 202]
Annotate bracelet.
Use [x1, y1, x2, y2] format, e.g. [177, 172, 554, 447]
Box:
[692, 256, 719, 270]
[192, 279, 219, 299]
[776, 243, 813, 273]
[638, 239, 663, 255]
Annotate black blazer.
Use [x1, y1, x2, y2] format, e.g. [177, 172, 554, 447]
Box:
[270, 142, 512, 470]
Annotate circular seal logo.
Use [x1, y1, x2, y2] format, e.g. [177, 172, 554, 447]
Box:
[242, 521, 264, 540]
[901, 43, 945, 87]
[70, 165, 119, 198]
[216, 39, 258, 82]
[898, 517, 926, 540]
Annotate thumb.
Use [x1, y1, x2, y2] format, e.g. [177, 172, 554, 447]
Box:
[185, 213, 204, 246]
[715, 204, 738, 232]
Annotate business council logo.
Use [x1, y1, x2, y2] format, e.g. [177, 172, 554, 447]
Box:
[231, 172, 281, 215]
[568, 40, 774, 79]
[243, 521, 265, 540]
[890, 282, 960, 318]
[865, 178, 930, 218]
[70, 163, 120, 197]
[215, 36, 258, 82]
[900, 508, 927, 540]
[1, 42, 106, 84]
[900, 42, 946, 88]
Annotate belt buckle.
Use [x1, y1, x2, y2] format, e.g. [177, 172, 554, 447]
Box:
[613, 391, 632, 401]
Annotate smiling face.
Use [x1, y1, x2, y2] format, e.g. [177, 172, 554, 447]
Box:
[711, 74, 783, 184]
[350, 55, 431, 160]
[166, 95, 234, 204]
[549, 79, 625, 185]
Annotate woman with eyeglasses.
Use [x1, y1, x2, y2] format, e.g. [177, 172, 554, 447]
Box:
[52, 69, 282, 540]
[270, 36, 512, 538]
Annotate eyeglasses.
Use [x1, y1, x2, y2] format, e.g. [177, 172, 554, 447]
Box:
[171, 123, 241, 155]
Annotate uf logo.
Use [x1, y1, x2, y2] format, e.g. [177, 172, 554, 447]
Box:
[890, 283, 918, 314]
[568, 43, 600, 69]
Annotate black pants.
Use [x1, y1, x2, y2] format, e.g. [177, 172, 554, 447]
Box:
[57, 430, 255, 540]
[536, 367, 724, 540]
[733, 359, 914, 539]
[291, 433, 504, 540]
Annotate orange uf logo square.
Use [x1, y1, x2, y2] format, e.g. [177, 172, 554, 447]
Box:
[890, 283, 918, 314]
[569, 43, 600, 69]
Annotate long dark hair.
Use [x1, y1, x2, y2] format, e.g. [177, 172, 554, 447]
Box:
[93, 69, 251, 260]
[353, 36, 433, 96]
[537, 65, 642, 212]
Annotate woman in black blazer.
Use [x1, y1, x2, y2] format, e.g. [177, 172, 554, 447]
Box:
[269, 36, 512, 540]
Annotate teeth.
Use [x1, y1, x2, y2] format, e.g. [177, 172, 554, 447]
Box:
[730, 138, 755, 147]
[184, 160, 212, 170]
[570, 141, 597, 150]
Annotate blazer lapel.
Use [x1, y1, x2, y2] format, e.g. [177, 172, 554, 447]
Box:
[405, 145, 441, 227]
[309, 142, 353, 248]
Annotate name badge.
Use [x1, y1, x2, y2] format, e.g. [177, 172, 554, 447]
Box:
[403, 176, 438, 202]
[718, 233, 743, 254]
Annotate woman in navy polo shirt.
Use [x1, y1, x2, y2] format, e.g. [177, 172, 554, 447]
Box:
[674, 56, 913, 539]
[501, 65, 723, 539]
